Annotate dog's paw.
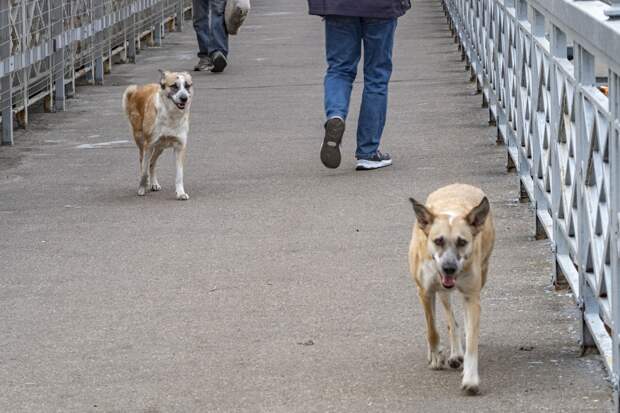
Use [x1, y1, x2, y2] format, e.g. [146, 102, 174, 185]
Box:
[461, 377, 480, 396]
[448, 355, 464, 369]
[151, 183, 162, 191]
[428, 350, 445, 370]
[137, 187, 146, 196]
[176, 192, 190, 201]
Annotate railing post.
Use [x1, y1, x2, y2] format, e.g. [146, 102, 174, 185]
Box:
[502, 0, 516, 169]
[16, 0, 28, 128]
[514, 0, 528, 184]
[489, 0, 502, 124]
[52, 0, 65, 111]
[66, 0, 76, 98]
[530, 6, 549, 238]
[176, 0, 184, 32]
[575, 43, 597, 351]
[127, 1, 137, 63]
[0, 0, 13, 145]
[550, 24, 568, 287]
[153, 0, 163, 46]
[610, 67, 620, 413]
[94, 0, 104, 84]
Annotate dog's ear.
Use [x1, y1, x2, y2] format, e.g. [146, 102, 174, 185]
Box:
[158, 69, 168, 88]
[466, 196, 490, 235]
[409, 197, 434, 234]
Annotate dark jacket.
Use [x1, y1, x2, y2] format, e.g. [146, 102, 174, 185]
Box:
[308, 0, 411, 19]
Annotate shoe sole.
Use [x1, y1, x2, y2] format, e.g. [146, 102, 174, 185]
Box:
[211, 54, 227, 73]
[320, 118, 345, 169]
[355, 159, 393, 170]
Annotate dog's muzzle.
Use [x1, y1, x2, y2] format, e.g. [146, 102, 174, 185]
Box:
[169, 93, 189, 110]
[438, 257, 458, 289]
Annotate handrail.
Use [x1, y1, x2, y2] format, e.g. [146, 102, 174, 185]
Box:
[0, 0, 192, 145]
[442, 0, 620, 409]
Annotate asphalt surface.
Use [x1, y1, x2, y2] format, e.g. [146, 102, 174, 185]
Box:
[0, 0, 613, 411]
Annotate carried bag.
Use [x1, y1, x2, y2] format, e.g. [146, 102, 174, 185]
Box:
[225, 0, 250, 35]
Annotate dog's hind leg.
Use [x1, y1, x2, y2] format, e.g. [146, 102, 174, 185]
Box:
[136, 132, 146, 176]
[461, 293, 481, 395]
[174, 145, 189, 200]
[438, 292, 464, 369]
[138, 145, 153, 196]
[149, 146, 164, 191]
[418, 290, 444, 369]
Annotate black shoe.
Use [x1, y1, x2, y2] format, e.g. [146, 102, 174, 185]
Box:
[320, 117, 345, 169]
[356, 151, 393, 170]
[210, 51, 228, 73]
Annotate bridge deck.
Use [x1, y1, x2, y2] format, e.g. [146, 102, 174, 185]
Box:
[0, 0, 612, 411]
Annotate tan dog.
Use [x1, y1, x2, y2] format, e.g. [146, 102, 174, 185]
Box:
[408, 184, 494, 395]
[122, 70, 193, 200]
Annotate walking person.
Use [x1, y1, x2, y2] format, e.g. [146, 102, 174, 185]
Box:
[308, 0, 411, 170]
[193, 0, 229, 72]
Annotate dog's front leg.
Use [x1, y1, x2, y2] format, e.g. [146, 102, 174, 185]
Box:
[174, 145, 189, 200]
[138, 146, 153, 196]
[439, 292, 464, 369]
[418, 290, 443, 369]
[462, 293, 481, 395]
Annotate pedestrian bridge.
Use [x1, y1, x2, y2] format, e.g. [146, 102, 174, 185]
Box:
[0, 0, 618, 411]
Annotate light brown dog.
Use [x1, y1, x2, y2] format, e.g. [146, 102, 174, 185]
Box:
[408, 184, 495, 395]
[122, 70, 193, 200]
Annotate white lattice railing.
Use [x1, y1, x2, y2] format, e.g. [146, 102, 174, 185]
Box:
[0, 0, 192, 145]
[442, 0, 620, 408]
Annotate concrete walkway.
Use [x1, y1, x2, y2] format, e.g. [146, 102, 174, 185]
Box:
[0, 0, 612, 411]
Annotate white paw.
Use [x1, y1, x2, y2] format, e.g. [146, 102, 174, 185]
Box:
[428, 349, 445, 370]
[137, 187, 146, 196]
[151, 183, 162, 191]
[461, 375, 480, 395]
[176, 192, 190, 201]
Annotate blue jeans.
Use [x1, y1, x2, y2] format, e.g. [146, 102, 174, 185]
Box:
[193, 0, 228, 57]
[324, 16, 397, 160]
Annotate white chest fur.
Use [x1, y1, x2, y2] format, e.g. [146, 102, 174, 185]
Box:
[420, 259, 440, 291]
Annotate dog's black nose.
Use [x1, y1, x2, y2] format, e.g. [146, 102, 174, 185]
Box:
[442, 264, 457, 275]
[179, 95, 188, 103]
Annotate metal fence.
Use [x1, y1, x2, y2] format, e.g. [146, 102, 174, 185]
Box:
[0, 0, 193, 145]
[442, 0, 620, 408]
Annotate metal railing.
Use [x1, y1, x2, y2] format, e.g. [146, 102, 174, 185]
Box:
[442, 0, 620, 408]
[0, 0, 192, 145]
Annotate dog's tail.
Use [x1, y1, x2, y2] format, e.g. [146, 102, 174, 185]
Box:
[122, 85, 138, 114]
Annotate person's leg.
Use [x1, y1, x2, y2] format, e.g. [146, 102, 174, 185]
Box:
[208, 0, 229, 72]
[192, 0, 210, 60]
[356, 18, 397, 160]
[324, 16, 362, 121]
[320, 16, 361, 169]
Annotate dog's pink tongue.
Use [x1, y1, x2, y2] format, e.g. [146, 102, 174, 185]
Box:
[441, 274, 456, 288]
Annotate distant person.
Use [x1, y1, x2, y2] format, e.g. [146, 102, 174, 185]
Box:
[193, 0, 228, 72]
[308, 0, 411, 170]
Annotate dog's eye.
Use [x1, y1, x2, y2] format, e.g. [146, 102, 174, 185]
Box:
[185, 82, 191, 89]
[170, 84, 178, 90]
[433, 237, 444, 247]
[456, 237, 468, 248]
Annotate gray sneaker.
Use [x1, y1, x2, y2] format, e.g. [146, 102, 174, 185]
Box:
[194, 56, 213, 72]
[356, 151, 393, 170]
